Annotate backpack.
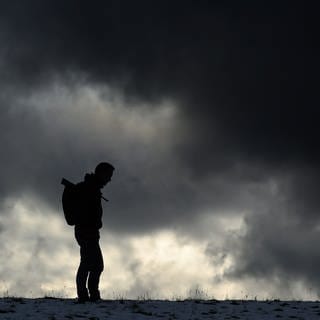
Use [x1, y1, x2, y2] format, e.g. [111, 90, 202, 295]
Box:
[61, 178, 80, 226]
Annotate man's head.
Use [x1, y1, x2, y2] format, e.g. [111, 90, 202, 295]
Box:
[94, 162, 115, 188]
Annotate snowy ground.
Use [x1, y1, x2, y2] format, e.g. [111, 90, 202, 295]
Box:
[0, 297, 320, 319]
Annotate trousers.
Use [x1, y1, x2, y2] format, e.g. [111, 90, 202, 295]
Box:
[75, 227, 104, 300]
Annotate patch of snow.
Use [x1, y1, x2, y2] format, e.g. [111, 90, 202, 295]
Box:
[0, 298, 319, 319]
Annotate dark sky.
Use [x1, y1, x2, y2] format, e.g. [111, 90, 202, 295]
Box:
[0, 1, 319, 298]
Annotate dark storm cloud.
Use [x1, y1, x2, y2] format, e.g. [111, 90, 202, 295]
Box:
[0, 0, 319, 295]
[221, 196, 320, 296]
[204, 166, 320, 296]
[1, 1, 317, 170]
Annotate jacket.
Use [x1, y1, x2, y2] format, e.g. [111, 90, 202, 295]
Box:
[75, 173, 103, 230]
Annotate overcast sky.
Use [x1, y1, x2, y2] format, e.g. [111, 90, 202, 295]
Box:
[0, 1, 318, 299]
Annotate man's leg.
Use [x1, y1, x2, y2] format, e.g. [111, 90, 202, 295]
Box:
[76, 242, 92, 302]
[88, 271, 102, 301]
[76, 262, 89, 302]
[88, 242, 104, 301]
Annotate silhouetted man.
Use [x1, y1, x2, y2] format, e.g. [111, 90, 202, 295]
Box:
[74, 162, 114, 303]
